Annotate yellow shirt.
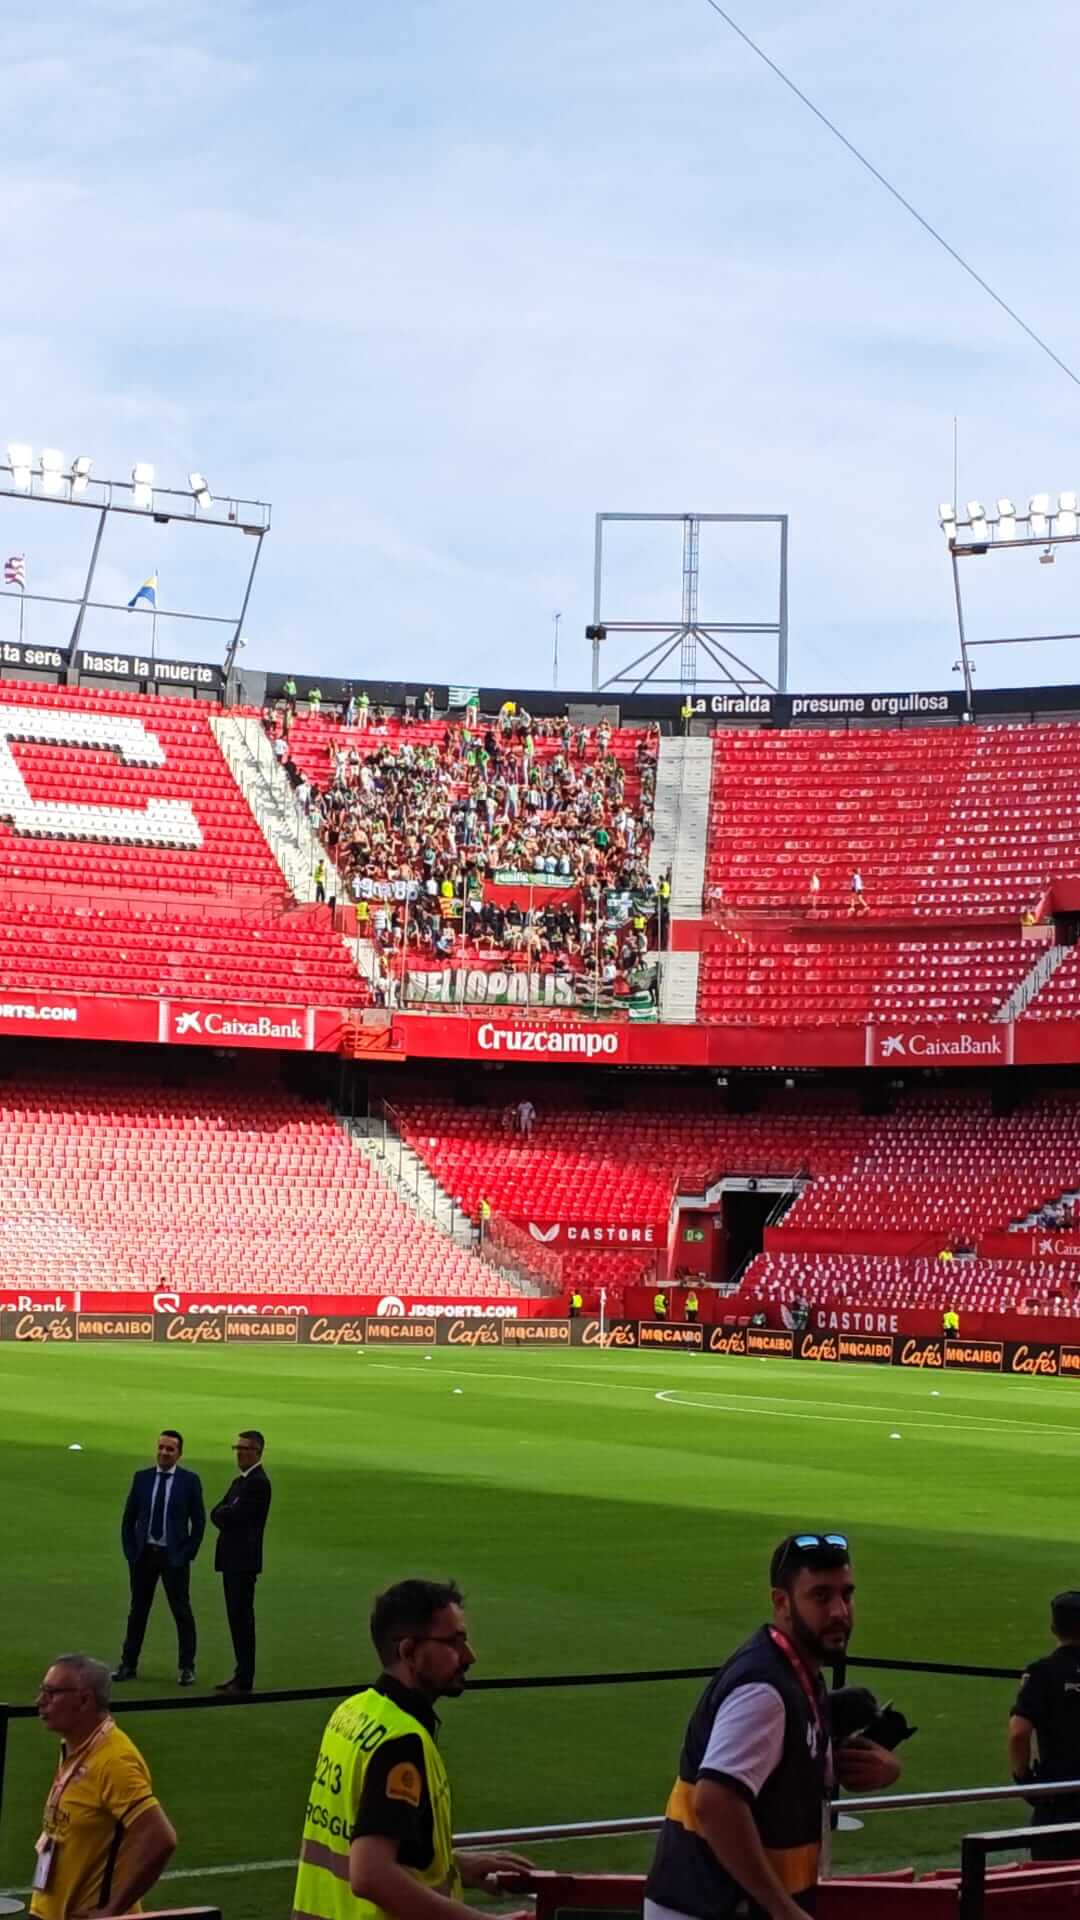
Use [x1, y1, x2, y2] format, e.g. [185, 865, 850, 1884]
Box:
[31, 1723, 159, 1920]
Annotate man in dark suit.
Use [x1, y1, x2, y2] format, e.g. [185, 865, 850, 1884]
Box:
[114, 1429, 206, 1686]
[211, 1430, 272, 1694]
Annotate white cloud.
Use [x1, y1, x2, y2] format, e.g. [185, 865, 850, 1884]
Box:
[3, 0, 1079, 694]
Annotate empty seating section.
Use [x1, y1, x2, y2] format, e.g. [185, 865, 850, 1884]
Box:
[706, 727, 972, 916]
[706, 720, 1080, 919]
[0, 681, 368, 1006]
[0, 683, 283, 898]
[395, 1092, 871, 1228]
[921, 724, 1080, 915]
[697, 934, 1028, 1027]
[781, 1092, 1080, 1241]
[697, 720, 1080, 1024]
[0, 902, 363, 1007]
[1, 1073, 516, 1295]
[741, 1250, 1080, 1319]
[706, 721, 1080, 918]
[400, 1088, 1080, 1312]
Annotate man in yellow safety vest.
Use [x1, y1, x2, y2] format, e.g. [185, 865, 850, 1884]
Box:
[292, 1579, 531, 1920]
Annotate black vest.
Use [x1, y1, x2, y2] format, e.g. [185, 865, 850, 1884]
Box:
[645, 1626, 829, 1919]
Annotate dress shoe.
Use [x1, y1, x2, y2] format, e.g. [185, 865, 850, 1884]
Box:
[178, 1668, 196, 1686]
[214, 1679, 252, 1694]
[111, 1663, 137, 1681]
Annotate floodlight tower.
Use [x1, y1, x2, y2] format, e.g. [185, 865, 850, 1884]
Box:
[939, 492, 1080, 709]
[586, 511, 789, 694]
[0, 444, 271, 690]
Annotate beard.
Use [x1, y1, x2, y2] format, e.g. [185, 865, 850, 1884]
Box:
[788, 1598, 851, 1665]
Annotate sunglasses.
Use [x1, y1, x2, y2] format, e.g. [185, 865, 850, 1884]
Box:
[775, 1532, 850, 1576]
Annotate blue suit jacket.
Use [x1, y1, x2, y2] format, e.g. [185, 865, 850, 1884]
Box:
[121, 1464, 206, 1568]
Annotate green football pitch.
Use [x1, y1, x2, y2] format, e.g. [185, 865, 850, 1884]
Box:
[1, 1341, 1078, 1919]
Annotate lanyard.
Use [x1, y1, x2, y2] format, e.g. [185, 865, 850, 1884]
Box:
[46, 1718, 115, 1817]
[768, 1629, 826, 1736]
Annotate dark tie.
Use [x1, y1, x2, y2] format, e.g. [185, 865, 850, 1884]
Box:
[150, 1470, 168, 1540]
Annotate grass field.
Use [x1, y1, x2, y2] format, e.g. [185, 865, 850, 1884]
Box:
[1, 1341, 1078, 1918]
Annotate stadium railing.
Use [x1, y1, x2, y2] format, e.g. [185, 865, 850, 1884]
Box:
[2, 1656, 1075, 1917]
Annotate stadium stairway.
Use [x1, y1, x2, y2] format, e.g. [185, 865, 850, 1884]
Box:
[659, 951, 701, 1022]
[342, 1106, 552, 1292]
[346, 1108, 474, 1246]
[653, 736, 712, 912]
[210, 712, 343, 907]
[652, 736, 710, 1019]
[992, 938, 1071, 1020]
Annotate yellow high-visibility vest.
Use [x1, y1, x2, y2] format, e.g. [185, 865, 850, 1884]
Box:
[292, 1686, 460, 1920]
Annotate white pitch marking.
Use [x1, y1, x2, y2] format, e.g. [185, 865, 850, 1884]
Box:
[653, 1388, 1080, 1444]
[364, 1360, 1080, 1441]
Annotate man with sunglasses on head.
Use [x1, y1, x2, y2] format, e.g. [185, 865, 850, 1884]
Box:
[645, 1533, 901, 1920]
[292, 1578, 532, 1920]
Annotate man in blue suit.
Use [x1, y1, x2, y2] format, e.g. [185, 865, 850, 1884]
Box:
[113, 1429, 206, 1686]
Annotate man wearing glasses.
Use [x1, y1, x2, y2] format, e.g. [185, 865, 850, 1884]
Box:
[645, 1534, 901, 1919]
[31, 1653, 176, 1920]
[293, 1579, 531, 1920]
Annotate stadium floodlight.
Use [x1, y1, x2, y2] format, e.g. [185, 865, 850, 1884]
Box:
[40, 449, 65, 497]
[71, 455, 92, 495]
[938, 502, 957, 539]
[996, 498, 1017, 541]
[131, 462, 155, 510]
[966, 500, 989, 542]
[188, 471, 212, 510]
[1029, 493, 1050, 539]
[1058, 491, 1079, 538]
[7, 443, 32, 492]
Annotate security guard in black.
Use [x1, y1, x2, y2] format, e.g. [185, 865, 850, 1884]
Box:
[1009, 1590, 1080, 1860]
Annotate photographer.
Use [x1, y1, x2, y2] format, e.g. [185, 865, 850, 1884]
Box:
[1009, 1589, 1080, 1860]
[645, 1533, 907, 1920]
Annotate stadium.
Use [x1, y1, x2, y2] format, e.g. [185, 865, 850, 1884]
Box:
[2, 440, 1080, 1920]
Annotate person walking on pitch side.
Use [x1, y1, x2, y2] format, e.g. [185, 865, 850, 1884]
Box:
[32, 1653, 176, 1920]
[293, 1577, 532, 1920]
[113, 1430, 205, 1686]
[1009, 1589, 1080, 1860]
[645, 1533, 901, 1919]
[211, 1429, 272, 1693]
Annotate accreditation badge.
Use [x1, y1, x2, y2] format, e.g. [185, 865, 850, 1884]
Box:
[32, 1834, 56, 1891]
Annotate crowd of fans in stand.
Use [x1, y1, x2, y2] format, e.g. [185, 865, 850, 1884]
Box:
[265, 693, 664, 990]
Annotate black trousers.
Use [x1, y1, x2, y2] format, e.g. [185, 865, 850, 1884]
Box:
[122, 1547, 196, 1669]
[1031, 1796, 1080, 1860]
[222, 1571, 259, 1689]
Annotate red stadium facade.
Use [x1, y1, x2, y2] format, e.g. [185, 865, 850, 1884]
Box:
[5, 666, 1080, 1345]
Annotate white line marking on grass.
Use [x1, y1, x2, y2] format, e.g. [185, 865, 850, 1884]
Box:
[366, 1360, 1080, 1441]
[164, 1858, 297, 1882]
[653, 1387, 1080, 1443]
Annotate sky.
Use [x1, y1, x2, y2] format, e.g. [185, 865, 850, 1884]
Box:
[5, 0, 1080, 697]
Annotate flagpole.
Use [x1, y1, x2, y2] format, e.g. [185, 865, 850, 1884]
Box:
[151, 565, 158, 670]
[17, 585, 24, 648]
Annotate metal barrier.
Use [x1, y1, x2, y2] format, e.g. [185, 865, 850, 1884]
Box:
[455, 1789, 1080, 1920]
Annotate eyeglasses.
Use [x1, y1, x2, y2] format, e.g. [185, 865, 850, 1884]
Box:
[416, 1632, 472, 1650]
[775, 1532, 849, 1578]
[38, 1686, 81, 1699]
